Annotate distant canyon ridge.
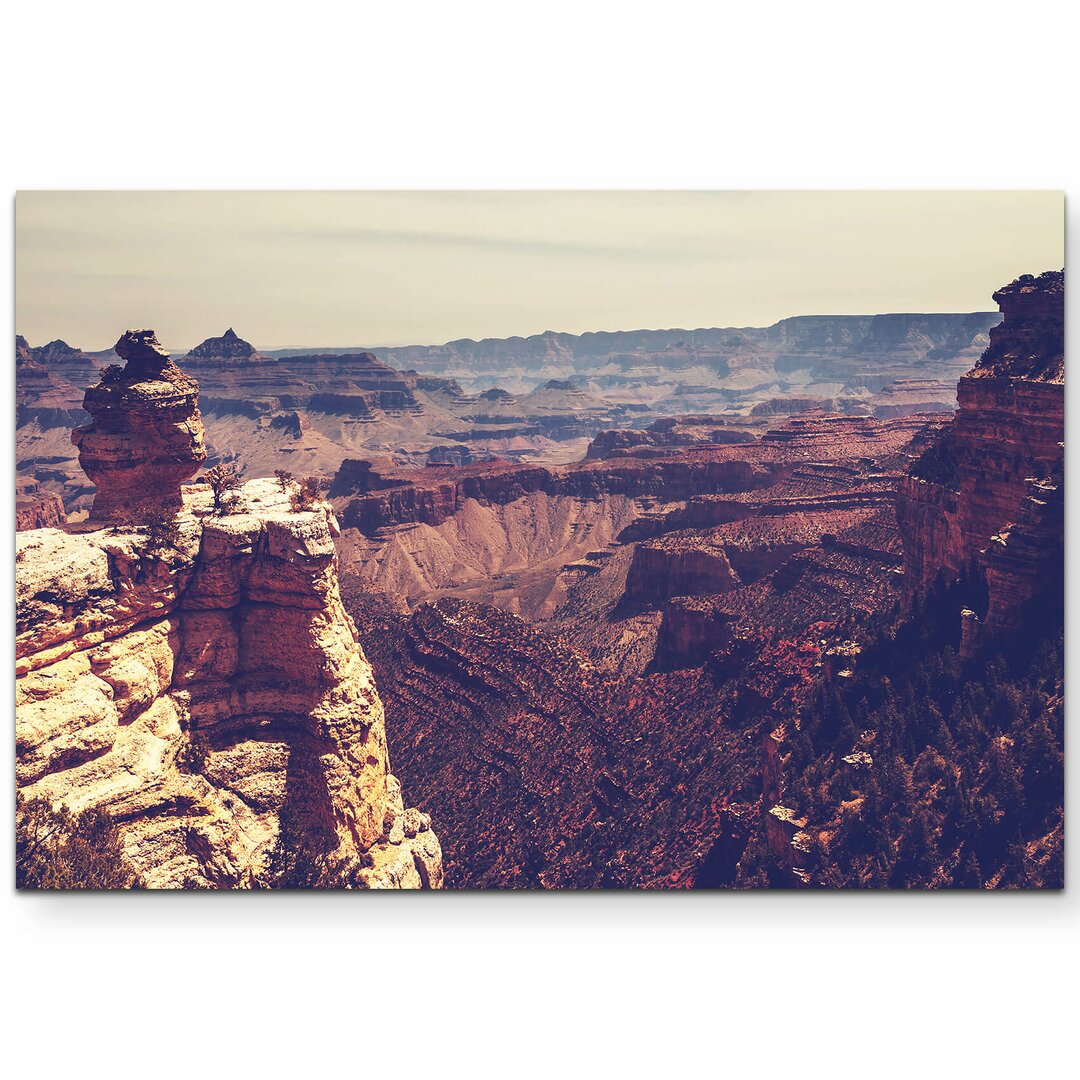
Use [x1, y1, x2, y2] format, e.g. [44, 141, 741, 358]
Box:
[17, 310, 998, 524]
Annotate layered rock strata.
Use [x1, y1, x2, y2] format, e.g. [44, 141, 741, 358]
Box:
[367, 313, 997, 383]
[346, 590, 756, 889]
[897, 270, 1064, 644]
[15, 479, 66, 531]
[16, 479, 442, 889]
[332, 414, 927, 538]
[623, 538, 740, 607]
[19, 307, 994, 517]
[586, 416, 757, 460]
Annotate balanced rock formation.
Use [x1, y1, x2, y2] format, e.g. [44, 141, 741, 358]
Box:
[897, 270, 1064, 645]
[72, 330, 207, 520]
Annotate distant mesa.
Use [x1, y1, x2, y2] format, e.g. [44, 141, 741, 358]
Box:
[16, 307, 1004, 520]
[72, 328, 207, 520]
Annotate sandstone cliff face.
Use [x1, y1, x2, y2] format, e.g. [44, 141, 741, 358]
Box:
[333, 451, 787, 535]
[897, 270, 1064, 644]
[72, 330, 207, 520]
[16, 480, 442, 888]
[585, 416, 756, 460]
[19, 335, 441, 889]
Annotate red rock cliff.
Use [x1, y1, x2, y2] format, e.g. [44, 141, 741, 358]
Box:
[896, 270, 1064, 644]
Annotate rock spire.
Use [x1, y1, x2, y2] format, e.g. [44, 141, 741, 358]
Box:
[72, 329, 207, 519]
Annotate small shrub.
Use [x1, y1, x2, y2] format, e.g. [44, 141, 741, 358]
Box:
[274, 468, 295, 493]
[290, 475, 330, 513]
[178, 731, 211, 775]
[16, 793, 138, 889]
[203, 462, 241, 513]
[258, 807, 370, 889]
[111, 500, 183, 552]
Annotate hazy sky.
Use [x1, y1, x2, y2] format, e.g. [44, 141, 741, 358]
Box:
[15, 191, 1063, 352]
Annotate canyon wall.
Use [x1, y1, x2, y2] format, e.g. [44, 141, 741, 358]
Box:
[361, 313, 998, 379]
[897, 270, 1064, 645]
[15, 479, 66, 531]
[346, 590, 757, 888]
[332, 449, 799, 535]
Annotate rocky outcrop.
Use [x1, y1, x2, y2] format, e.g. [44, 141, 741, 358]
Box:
[586, 416, 756, 460]
[868, 378, 956, 418]
[15, 481, 66, 531]
[15, 335, 88, 429]
[268, 409, 311, 438]
[897, 270, 1064, 645]
[750, 397, 833, 417]
[16, 479, 443, 889]
[19, 338, 440, 889]
[425, 444, 500, 467]
[72, 330, 208, 520]
[624, 537, 740, 607]
[653, 598, 737, 670]
[978, 471, 1064, 641]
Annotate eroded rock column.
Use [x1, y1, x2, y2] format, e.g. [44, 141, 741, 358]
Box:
[72, 329, 207, 520]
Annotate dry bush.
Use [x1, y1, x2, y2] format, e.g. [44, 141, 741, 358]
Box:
[204, 462, 242, 513]
[290, 475, 330, 513]
[111, 500, 183, 552]
[16, 793, 138, 889]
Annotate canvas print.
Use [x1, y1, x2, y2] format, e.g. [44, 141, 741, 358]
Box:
[14, 191, 1063, 890]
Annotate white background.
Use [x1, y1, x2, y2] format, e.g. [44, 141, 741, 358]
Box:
[2, 3, 1077, 1075]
